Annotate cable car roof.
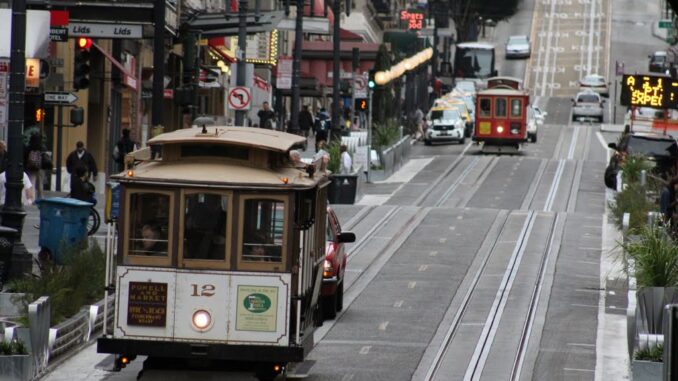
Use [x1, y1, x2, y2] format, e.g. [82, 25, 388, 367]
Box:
[148, 127, 307, 153]
[478, 88, 529, 96]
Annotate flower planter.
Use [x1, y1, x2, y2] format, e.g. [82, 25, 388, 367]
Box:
[0, 354, 31, 381]
[632, 359, 663, 380]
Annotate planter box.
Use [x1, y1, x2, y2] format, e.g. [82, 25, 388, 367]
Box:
[0, 355, 31, 381]
[328, 173, 359, 205]
[632, 359, 663, 380]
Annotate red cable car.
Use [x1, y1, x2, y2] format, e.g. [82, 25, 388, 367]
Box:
[473, 76, 529, 153]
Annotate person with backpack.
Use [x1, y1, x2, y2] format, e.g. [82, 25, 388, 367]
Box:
[314, 108, 331, 151]
[24, 133, 46, 200]
[114, 129, 137, 172]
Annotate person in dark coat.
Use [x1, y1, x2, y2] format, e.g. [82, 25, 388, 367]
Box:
[298, 105, 315, 138]
[69, 165, 95, 204]
[114, 128, 137, 172]
[66, 141, 98, 180]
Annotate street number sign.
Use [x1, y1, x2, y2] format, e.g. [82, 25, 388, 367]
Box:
[44, 91, 78, 105]
[227, 87, 252, 110]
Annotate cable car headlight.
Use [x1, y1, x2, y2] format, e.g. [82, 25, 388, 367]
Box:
[496, 126, 505, 133]
[192, 309, 212, 331]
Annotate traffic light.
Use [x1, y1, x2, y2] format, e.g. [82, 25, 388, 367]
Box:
[354, 98, 368, 112]
[73, 38, 92, 90]
[368, 69, 376, 89]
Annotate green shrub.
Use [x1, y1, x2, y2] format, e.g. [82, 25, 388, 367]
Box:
[373, 119, 401, 149]
[0, 339, 28, 355]
[610, 182, 655, 232]
[622, 224, 678, 288]
[9, 240, 106, 324]
[326, 141, 341, 173]
[621, 154, 653, 184]
[634, 344, 663, 362]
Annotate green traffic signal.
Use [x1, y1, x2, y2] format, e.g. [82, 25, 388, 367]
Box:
[368, 80, 375, 89]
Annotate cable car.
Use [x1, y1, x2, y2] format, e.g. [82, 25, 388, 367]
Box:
[97, 126, 351, 380]
[473, 76, 530, 153]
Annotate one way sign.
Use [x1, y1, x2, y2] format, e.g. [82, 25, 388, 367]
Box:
[44, 92, 78, 105]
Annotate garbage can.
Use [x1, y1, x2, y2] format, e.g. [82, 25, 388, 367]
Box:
[36, 197, 92, 264]
[328, 174, 358, 204]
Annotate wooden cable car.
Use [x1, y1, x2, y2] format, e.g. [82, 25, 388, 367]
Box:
[473, 76, 530, 153]
[97, 126, 341, 381]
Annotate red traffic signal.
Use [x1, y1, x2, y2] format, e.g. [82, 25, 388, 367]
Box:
[77, 37, 92, 50]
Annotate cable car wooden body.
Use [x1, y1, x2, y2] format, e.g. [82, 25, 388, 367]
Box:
[473, 76, 530, 153]
[97, 127, 332, 380]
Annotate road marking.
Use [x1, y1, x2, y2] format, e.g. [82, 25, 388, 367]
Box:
[393, 300, 404, 308]
[429, 251, 438, 256]
[378, 321, 389, 331]
[564, 367, 595, 372]
[572, 303, 599, 308]
[461, 322, 485, 326]
[449, 226, 456, 231]
[544, 160, 566, 211]
[573, 274, 600, 280]
[568, 343, 596, 347]
[408, 281, 417, 289]
[576, 288, 601, 293]
[457, 215, 463, 220]
[567, 126, 580, 159]
[439, 238, 447, 243]
[359, 346, 371, 355]
[595, 131, 613, 160]
[419, 265, 429, 272]
[608, 291, 616, 295]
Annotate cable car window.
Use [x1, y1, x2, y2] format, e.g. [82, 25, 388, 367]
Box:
[242, 199, 285, 262]
[184, 193, 228, 260]
[181, 144, 249, 160]
[479, 98, 492, 117]
[511, 98, 523, 117]
[129, 193, 170, 256]
[495, 98, 507, 117]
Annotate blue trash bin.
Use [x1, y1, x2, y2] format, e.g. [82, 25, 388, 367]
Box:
[36, 197, 92, 264]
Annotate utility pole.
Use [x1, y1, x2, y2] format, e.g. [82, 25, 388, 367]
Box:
[289, 0, 304, 133]
[235, 0, 248, 126]
[331, 0, 341, 141]
[152, 0, 166, 129]
[2, 0, 29, 277]
[351, 47, 359, 131]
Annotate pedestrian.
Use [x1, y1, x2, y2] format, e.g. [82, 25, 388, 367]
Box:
[661, 177, 678, 223]
[299, 105, 314, 138]
[0, 140, 7, 173]
[69, 165, 95, 204]
[413, 108, 425, 141]
[24, 133, 45, 199]
[340, 144, 352, 174]
[66, 141, 98, 181]
[314, 108, 331, 151]
[0, 170, 33, 206]
[257, 101, 276, 129]
[114, 128, 137, 172]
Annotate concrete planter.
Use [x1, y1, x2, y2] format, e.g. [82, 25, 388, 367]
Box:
[632, 359, 663, 380]
[0, 354, 31, 381]
[370, 136, 412, 182]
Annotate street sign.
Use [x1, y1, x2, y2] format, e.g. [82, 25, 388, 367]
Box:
[615, 60, 624, 76]
[354, 73, 368, 98]
[44, 91, 78, 105]
[660, 19, 673, 29]
[50, 27, 68, 42]
[277, 56, 292, 90]
[69, 22, 142, 39]
[227, 87, 252, 110]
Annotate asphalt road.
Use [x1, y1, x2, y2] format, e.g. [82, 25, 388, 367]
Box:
[41, 0, 668, 379]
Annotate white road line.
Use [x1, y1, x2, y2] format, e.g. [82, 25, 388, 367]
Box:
[544, 160, 565, 211]
[408, 281, 417, 289]
[572, 303, 599, 308]
[359, 346, 371, 355]
[587, 0, 596, 74]
[567, 126, 580, 160]
[378, 321, 389, 331]
[540, 0, 558, 96]
[564, 367, 595, 372]
[568, 343, 596, 347]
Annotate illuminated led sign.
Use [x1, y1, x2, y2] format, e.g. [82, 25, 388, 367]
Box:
[400, 10, 424, 30]
[620, 74, 678, 109]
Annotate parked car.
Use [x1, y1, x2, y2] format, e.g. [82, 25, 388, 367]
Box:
[425, 108, 467, 145]
[505, 35, 531, 59]
[322, 206, 356, 319]
[571, 90, 605, 122]
[429, 98, 474, 137]
[649, 51, 671, 73]
[527, 106, 544, 143]
[604, 131, 678, 190]
[579, 74, 610, 97]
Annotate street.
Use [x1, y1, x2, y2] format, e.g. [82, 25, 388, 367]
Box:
[36, 0, 668, 380]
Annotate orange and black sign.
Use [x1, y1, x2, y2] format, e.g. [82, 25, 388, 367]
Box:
[355, 98, 368, 111]
[127, 282, 168, 327]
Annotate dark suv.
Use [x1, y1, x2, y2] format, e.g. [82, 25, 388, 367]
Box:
[605, 131, 678, 190]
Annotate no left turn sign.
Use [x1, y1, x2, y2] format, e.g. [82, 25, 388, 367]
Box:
[228, 86, 252, 110]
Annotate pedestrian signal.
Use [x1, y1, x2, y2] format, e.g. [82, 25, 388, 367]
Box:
[355, 98, 368, 111]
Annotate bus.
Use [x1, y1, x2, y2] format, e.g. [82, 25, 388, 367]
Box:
[97, 126, 354, 380]
[453, 42, 498, 87]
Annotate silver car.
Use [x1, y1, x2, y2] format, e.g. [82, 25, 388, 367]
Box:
[505, 35, 531, 59]
[579, 74, 609, 97]
[425, 109, 466, 145]
[571, 90, 605, 122]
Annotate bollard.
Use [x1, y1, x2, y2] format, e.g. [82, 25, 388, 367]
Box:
[617, 170, 624, 192]
[648, 211, 661, 226]
[664, 304, 678, 381]
[623, 212, 630, 233]
[640, 169, 647, 186]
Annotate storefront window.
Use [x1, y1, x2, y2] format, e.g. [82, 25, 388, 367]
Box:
[184, 193, 228, 260]
[129, 193, 170, 256]
[242, 199, 285, 262]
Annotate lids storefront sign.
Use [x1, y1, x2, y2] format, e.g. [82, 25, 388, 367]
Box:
[69, 23, 142, 39]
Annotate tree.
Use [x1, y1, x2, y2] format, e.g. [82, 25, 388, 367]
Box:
[373, 44, 396, 124]
[450, 0, 520, 42]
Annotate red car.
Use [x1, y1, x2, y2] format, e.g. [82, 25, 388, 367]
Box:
[321, 207, 355, 319]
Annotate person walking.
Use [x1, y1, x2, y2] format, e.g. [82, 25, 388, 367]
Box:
[314, 108, 331, 151]
[69, 165, 95, 204]
[66, 141, 98, 181]
[340, 144, 352, 174]
[257, 101, 276, 129]
[114, 128, 137, 172]
[299, 105, 314, 138]
[24, 132, 45, 200]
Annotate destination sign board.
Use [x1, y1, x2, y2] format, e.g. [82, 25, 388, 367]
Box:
[620, 74, 678, 109]
[127, 281, 167, 327]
